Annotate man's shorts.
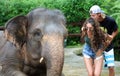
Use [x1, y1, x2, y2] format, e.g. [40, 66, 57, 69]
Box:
[104, 49, 115, 67]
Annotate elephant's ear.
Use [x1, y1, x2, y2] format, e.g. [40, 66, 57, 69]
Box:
[4, 15, 28, 48]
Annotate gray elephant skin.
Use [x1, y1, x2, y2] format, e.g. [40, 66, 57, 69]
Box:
[0, 8, 67, 76]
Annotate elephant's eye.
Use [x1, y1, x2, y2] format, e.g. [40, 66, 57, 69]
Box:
[34, 31, 41, 36]
[32, 29, 43, 40]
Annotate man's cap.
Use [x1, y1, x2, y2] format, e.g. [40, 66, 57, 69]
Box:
[89, 5, 104, 14]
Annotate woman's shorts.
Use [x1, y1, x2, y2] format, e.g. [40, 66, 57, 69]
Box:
[82, 43, 96, 59]
[104, 49, 115, 67]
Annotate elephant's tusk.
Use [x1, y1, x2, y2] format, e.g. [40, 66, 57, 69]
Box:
[0, 65, 2, 71]
[39, 57, 44, 63]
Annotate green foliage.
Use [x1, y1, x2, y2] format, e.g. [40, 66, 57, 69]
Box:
[0, 0, 35, 26]
[0, 0, 120, 60]
[66, 25, 80, 45]
[0, 0, 66, 26]
[67, 25, 80, 33]
[113, 33, 120, 61]
[109, 1, 120, 31]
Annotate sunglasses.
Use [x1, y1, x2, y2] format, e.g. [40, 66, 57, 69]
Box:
[82, 27, 94, 32]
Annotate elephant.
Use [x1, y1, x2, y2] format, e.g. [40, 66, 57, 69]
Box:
[0, 8, 67, 76]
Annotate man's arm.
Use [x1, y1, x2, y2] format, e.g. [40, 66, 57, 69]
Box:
[109, 29, 119, 42]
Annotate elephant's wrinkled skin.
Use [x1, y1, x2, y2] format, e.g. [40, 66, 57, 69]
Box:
[0, 8, 67, 76]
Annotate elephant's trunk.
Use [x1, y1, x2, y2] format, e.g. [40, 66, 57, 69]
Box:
[42, 34, 64, 76]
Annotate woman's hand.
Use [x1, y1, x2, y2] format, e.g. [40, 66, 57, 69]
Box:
[96, 49, 103, 57]
[81, 27, 86, 31]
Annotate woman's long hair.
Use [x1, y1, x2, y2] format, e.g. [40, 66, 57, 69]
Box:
[81, 17, 108, 52]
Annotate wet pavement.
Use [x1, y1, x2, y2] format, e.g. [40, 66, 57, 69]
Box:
[62, 47, 120, 76]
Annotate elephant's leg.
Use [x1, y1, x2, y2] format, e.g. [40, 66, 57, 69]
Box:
[11, 71, 27, 76]
[1, 70, 27, 76]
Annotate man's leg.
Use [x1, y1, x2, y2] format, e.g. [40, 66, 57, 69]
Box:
[109, 67, 115, 76]
[104, 49, 115, 76]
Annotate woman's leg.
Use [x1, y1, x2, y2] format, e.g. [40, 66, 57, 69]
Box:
[94, 55, 103, 76]
[84, 56, 94, 76]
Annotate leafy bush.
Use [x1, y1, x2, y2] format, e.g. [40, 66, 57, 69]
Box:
[0, 0, 65, 26]
[113, 33, 120, 61]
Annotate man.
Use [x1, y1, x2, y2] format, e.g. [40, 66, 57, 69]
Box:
[89, 5, 119, 76]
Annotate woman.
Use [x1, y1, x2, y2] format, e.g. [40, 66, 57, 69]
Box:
[81, 17, 110, 76]
[89, 5, 119, 76]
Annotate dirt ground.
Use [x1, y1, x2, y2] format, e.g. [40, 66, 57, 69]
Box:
[62, 47, 120, 76]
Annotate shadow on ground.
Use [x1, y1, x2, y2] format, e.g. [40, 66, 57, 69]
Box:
[62, 47, 120, 76]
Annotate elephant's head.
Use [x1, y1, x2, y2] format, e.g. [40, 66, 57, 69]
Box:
[4, 8, 67, 76]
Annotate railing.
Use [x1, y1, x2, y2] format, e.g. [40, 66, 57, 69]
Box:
[68, 33, 81, 37]
[0, 25, 119, 49]
[0, 26, 5, 30]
